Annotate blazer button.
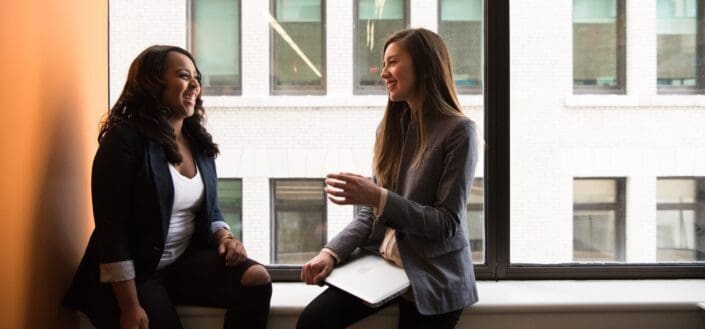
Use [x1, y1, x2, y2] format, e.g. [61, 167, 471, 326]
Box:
[152, 246, 161, 252]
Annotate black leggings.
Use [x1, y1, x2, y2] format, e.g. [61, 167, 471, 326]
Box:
[296, 287, 463, 329]
[87, 247, 272, 329]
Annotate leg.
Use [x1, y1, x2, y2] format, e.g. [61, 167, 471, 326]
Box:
[297, 287, 395, 329]
[397, 299, 462, 329]
[164, 247, 272, 329]
[85, 277, 182, 329]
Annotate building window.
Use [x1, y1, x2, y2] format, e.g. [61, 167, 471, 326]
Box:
[657, 0, 705, 94]
[190, 0, 241, 95]
[572, 0, 625, 94]
[573, 178, 626, 262]
[217, 179, 243, 240]
[270, 0, 325, 95]
[354, 0, 408, 94]
[271, 179, 326, 264]
[439, 0, 483, 94]
[467, 178, 485, 264]
[657, 178, 705, 261]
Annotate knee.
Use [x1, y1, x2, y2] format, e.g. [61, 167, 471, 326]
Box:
[240, 264, 271, 286]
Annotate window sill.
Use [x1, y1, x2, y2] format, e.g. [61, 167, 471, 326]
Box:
[565, 94, 705, 108]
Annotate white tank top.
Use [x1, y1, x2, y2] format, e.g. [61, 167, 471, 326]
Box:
[157, 163, 204, 269]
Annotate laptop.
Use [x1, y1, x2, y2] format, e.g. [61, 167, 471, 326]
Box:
[324, 250, 410, 307]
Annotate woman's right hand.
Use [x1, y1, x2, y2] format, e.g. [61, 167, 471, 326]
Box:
[301, 252, 335, 285]
[120, 304, 149, 329]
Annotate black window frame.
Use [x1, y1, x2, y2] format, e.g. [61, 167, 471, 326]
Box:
[657, 0, 705, 95]
[268, 0, 705, 281]
[269, 0, 327, 95]
[572, 177, 627, 262]
[187, 0, 243, 96]
[656, 176, 705, 261]
[269, 178, 327, 278]
[572, 0, 627, 95]
[353, 0, 410, 95]
[217, 178, 244, 241]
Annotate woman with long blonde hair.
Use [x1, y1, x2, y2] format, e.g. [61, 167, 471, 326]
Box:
[299, 28, 480, 329]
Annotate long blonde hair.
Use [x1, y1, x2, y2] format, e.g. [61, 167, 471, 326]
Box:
[373, 28, 465, 189]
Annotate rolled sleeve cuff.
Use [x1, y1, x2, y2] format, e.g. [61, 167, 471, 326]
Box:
[373, 188, 388, 218]
[99, 260, 136, 283]
[321, 248, 341, 264]
[210, 221, 231, 240]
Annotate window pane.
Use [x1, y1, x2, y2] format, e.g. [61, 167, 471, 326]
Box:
[272, 179, 326, 264]
[192, 0, 240, 95]
[658, 178, 696, 203]
[657, 178, 705, 262]
[439, 0, 483, 93]
[573, 178, 624, 262]
[217, 179, 242, 240]
[271, 0, 325, 94]
[355, 0, 407, 92]
[574, 179, 617, 203]
[467, 178, 485, 263]
[573, 210, 617, 261]
[657, 0, 701, 90]
[573, 0, 621, 90]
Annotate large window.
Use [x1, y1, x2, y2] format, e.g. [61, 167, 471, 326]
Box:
[657, 0, 705, 93]
[270, 0, 325, 95]
[354, 0, 408, 94]
[573, 0, 625, 93]
[657, 178, 705, 261]
[217, 179, 243, 240]
[271, 179, 326, 264]
[439, 0, 483, 94]
[190, 0, 241, 95]
[573, 178, 626, 262]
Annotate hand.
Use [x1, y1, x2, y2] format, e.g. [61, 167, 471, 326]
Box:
[218, 236, 248, 267]
[301, 252, 335, 285]
[324, 173, 381, 207]
[120, 304, 148, 329]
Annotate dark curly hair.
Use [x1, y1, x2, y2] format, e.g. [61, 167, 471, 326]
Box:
[99, 45, 219, 163]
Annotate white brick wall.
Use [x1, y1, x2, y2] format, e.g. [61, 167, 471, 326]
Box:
[111, 0, 705, 265]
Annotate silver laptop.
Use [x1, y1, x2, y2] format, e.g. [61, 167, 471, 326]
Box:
[324, 251, 410, 307]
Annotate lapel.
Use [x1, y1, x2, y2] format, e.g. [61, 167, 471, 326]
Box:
[193, 144, 212, 221]
[147, 140, 174, 242]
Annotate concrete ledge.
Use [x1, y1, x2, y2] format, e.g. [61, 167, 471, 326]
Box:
[80, 280, 705, 329]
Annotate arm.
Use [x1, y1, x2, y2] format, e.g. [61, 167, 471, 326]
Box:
[112, 280, 148, 329]
[92, 125, 140, 282]
[377, 120, 478, 240]
[323, 204, 376, 262]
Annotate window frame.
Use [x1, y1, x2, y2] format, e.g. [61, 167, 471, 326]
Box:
[268, 0, 705, 282]
[657, 0, 705, 95]
[269, 178, 327, 268]
[217, 178, 243, 241]
[656, 176, 705, 261]
[437, 0, 484, 95]
[187, 0, 243, 96]
[269, 0, 327, 95]
[572, 0, 627, 95]
[572, 177, 627, 262]
[352, 0, 410, 95]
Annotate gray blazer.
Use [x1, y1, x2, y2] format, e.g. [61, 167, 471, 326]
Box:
[325, 109, 479, 315]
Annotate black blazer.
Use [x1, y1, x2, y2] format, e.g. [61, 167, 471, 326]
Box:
[64, 123, 226, 311]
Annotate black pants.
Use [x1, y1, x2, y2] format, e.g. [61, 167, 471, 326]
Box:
[297, 287, 463, 329]
[86, 247, 272, 329]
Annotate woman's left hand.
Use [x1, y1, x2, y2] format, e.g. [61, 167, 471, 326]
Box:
[218, 236, 248, 267]
[324, 173, 381, 208]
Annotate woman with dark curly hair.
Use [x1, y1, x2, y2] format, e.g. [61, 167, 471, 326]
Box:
[63, 45, 271, 329]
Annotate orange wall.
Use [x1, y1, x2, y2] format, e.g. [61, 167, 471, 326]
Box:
[0, 1, 107, 328]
